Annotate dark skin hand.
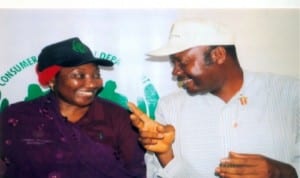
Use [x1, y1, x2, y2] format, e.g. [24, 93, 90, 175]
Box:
[127, 102, 175, 166]
[215, 152, 298, 178]
[127, 102, 175, 153]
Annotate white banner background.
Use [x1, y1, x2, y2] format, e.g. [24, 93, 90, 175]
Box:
[0, 9, 299, 107]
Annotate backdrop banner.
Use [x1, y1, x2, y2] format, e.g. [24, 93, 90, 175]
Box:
[0, 9, 299, 118]
[0, 9, 180, 118]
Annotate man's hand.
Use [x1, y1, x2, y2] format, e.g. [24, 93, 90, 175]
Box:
[215, 152, 298, 178]
[127, 102, 175, 153]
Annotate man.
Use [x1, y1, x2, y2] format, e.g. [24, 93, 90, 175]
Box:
[128, 19, 299, 177]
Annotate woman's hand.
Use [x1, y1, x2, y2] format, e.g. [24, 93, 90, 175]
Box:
[127, 102, 175, 153]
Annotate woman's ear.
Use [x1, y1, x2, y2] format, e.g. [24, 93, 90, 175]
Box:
[48, 79, 55, 91]
[210, 46, 226, 64]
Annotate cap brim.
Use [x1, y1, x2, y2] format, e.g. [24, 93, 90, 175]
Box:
[60, 58, 113, 67]
[146, 43, 197, 57]
[92, 58, 114, 67]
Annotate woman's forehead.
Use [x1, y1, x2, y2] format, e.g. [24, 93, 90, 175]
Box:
[58, 64, 100, 75]
[62, 63, 99, 70]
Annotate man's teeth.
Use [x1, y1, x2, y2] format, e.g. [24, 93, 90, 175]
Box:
[177, 81, 184, 88]
[178, 79, 192, 88]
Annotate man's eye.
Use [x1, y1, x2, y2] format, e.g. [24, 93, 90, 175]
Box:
[180, 58, 189, 65]
[179, 61, 188, 68]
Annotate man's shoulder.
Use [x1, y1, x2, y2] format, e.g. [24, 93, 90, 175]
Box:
[247, 71, 299, 81]
[246, 71, 299, 87]
[160, 89, 187, 101]
[245, 71, 299, 97]
[158, 89, 199, 109]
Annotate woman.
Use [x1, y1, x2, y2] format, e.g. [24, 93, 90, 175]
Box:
[0, 37, 146, 178]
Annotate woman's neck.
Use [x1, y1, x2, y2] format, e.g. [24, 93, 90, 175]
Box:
[58, 102, 89, 123]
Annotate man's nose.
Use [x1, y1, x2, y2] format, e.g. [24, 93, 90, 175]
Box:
[172, 65, 184, 76]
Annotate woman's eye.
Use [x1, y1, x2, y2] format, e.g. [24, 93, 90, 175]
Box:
[69, 72, 101, 80]
[93, 73, 101, 79]
[70, 73, 85, 79]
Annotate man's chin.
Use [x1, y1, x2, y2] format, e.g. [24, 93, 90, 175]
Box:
[185, 87, 208, 96]
[184, 88, 198, 95]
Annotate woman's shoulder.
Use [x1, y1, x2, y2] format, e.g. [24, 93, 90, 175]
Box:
[93, 97, 130, 113]
[1, 95, 47, 116]
[89, 97, 131, 125]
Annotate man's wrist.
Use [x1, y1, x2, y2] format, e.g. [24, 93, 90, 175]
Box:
[279, 164, 298, 178]
[156, 148, 174, 167]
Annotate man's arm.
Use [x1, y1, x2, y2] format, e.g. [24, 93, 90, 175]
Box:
[215, 152, 298, 178]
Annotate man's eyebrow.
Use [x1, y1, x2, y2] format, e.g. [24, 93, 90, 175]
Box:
[170, 55, 178, 62]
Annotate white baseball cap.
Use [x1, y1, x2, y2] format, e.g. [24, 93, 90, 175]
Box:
[147, 19, 235, 57]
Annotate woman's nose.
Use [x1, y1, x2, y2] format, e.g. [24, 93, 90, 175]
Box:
[85, 76, 102, 88]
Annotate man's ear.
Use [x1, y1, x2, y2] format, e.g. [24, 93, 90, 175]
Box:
[210, 46, 226, 64]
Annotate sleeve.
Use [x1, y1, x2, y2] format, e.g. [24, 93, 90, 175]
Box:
[145, 95, 193, 178]
[0, 110, 5, 178]
[145, 152, 190, 178]
[0, 106, 21, 178]
[116, 108, 146, 177]
[294, 116, 300, 176]
[292, 80, 300, 176]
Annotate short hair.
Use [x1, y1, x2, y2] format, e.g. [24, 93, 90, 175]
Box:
[204, 45, 239, 65]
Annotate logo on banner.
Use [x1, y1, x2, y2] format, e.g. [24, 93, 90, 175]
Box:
[0, 53, 159, 119]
